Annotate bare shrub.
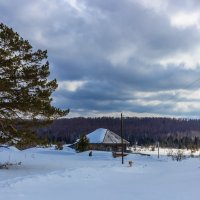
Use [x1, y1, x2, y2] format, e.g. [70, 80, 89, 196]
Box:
[167, 150, 186, 161]
[0, 162, 21, 169]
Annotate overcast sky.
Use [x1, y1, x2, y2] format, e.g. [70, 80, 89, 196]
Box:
[1, 0, 200, 118]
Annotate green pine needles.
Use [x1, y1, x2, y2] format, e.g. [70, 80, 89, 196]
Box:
[76, 135, 89, 152]
[0, 23, 69, 147]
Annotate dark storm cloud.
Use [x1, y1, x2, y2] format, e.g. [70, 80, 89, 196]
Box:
[1, 0, 200, 117]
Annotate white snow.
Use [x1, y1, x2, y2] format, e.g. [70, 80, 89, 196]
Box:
[0, 146, 200, 200]
[86, 128, 107, 143]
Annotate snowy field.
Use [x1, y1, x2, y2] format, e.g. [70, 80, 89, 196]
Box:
[1, 146, 200, 200]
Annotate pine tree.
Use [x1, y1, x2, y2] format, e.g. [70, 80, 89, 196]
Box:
[76, 135, 89, 152]
[0, 23, 69, 147]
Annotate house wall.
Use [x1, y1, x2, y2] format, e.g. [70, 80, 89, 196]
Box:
[89, 143, 128, 152]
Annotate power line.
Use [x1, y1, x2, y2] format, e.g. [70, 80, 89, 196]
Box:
[161, 77, 200, 103]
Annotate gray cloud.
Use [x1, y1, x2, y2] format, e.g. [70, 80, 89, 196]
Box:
[1, 0, 200, 117]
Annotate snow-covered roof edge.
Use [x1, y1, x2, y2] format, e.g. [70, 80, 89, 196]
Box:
[86, 128, 107, 143]
[86, 128, 129, 144]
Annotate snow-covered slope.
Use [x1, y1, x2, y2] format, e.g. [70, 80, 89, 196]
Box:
[86, 128, 129, 144]
[86, 128, 107, 143]
[0, 146, 200, 200]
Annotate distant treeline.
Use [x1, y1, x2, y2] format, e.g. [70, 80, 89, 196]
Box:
[37, 117, 200, 149]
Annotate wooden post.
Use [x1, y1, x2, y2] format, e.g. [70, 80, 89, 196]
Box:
[121, 113, 124, 164]
[157, 141, 160, 159]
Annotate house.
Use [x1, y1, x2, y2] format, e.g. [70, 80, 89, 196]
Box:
[86, 128, 130, 152]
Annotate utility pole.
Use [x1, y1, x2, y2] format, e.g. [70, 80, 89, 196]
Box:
[121, 113, 124, 164]
[157, 141, 160, 159]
